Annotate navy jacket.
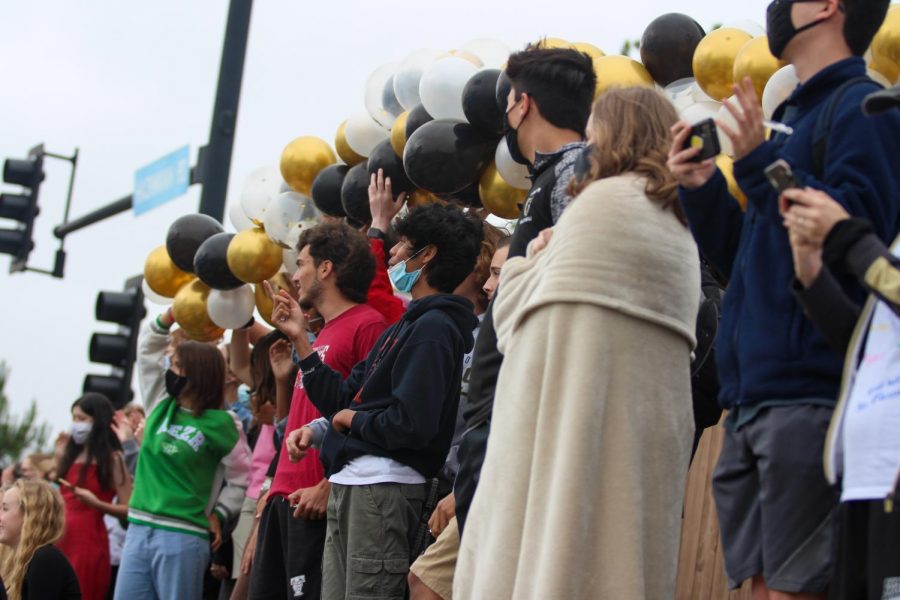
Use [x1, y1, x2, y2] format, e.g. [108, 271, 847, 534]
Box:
[300, 294, 478, 478]
[680, 57, 900, 409]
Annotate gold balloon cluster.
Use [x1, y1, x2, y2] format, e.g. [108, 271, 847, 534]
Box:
[716, 155, 748, 210]
[593, 55, 654, 98]
[280, 136, 336, 195]
[732, 37, 785, 100]
[254, 271, 295, 327]
[391, 111, 410, 158]
[173, 280, 226, 342]
[479, 163, 526, 219]
[227, 227, 284, 284]
[693, 28, 754, 100]
[144, 246, 194, 298]
[870, 5, 900, 84]
[335, 120, 366, 166]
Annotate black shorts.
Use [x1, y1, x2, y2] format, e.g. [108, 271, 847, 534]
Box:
[248, 495, 327, 600]
[831, 500, 900, 600]
[712, 404, 840, 593]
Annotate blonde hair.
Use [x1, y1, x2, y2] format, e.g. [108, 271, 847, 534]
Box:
[1, 480, 66, 599]
[569, 86, 686, 223]
[24, 454, 55, 481]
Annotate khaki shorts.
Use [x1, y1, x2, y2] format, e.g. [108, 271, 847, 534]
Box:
[409, 517, 460, 600]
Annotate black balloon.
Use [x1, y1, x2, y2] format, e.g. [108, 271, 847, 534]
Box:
[341, 162, 372, 224]
[463, 69, 505, 136]
[166, 214, 224, 273]
[367, 139, 414, 195]
[311, 164, 349, 217]
[403, 119, 496, 195]
[194, 233, 243, 290]
[382, 76, 404, 121]
[640, 13, 706, 87]
[405, 104, 433, 140]
[495, 70, 513, 113]
[437, 182, 482, 208]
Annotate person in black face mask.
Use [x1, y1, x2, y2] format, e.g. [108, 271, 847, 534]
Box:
[667, 0, 900, 598]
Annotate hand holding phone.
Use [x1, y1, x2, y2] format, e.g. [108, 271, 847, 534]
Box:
[682, 119, 721, 162]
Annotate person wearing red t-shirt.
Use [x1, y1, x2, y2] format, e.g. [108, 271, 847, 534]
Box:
[247, 223, 387, 600]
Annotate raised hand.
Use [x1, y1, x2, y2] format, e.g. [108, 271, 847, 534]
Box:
[369, 168, 407, 231]
[717, 76, 766, 161]
[268, 339, 296, 382]
[263, 280, 308, 343]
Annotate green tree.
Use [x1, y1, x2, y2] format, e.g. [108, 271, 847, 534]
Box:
[0, 363, 49, 465]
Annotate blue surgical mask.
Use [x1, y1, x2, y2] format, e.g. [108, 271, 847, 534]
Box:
[388, 246, 428, 293]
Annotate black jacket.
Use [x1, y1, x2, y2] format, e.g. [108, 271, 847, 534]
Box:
[301, 294, 478, 478]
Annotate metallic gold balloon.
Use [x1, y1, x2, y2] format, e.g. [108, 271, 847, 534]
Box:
[538, 37, 575, 50]
[335, 121, 366, 167]
[280, 136, 337, 196]
[870, 5, 900, 85]
[173, 279, 224, 340]
[693, 28, 754, 101]
[226, 227, 283, 284]
[716, 155, 747, 210]
[407, 189, 444, 207]
[390, 111, 410, 158]
[592, 55, 654, 99]
[449, 49, 483, 66]
[254, 271, 295, 326]
[573, 42, 605, 59]
[733, 37, 785, 100]
[479, 163, 526, 220]
[143, 245, 195, 298]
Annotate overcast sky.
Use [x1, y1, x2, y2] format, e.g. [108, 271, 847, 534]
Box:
[0, 0, 770, 444]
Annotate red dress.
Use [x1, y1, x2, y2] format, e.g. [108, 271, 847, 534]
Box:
[57, 463, 116, 600]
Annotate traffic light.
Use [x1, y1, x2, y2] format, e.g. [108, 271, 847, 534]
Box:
[0, 145, 44, 272]
[83, 275, 146, 408]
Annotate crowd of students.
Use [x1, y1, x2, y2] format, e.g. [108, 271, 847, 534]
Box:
[2, 0, 900, 598]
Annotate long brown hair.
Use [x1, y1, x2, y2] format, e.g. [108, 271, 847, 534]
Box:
[2, 480, 66, 599]
[176, 341, 226, 415]
[569, 87, 686, 223]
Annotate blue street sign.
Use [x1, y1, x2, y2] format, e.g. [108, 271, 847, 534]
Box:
[133, 146, 190, 215]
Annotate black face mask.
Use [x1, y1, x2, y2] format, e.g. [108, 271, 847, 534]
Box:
[504, 100, 531, 167]
[766, 0, 830, 59]
[165, 369, 188, 398]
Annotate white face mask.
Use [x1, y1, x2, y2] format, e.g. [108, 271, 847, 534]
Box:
[70, 421, 92, 445]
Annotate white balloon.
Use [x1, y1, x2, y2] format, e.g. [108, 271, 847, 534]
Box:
[762, 65, 799, 120]
[283, 247, 299, 275]
[459, 38, 512, 69]
[494, 140, 531, 190]
[208, 286, 256, 330]
[394, 48, 448, 110]
[263, 192, 319, 247]
[724, 19, 767, 38]
[240, 167, 285, 224]
[419, 56, 478, 121]
[142, 279, 172, 305]
[715, 96, 742, 157]
[365, 62, 400, 128]
[679, 100, 722, 125]
[344, 112, 389, 158]
[228, 201, 254, 232]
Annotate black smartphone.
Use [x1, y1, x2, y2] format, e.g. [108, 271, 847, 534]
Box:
[683, 118, 721, 162]
[764, 159, 801, 195]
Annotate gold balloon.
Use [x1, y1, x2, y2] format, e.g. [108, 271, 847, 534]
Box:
[733, 37, 785, 100]
[173, 280, 224, 340]
[573, 42, 605, 59]
[335, 120, 366, 167]
[407, 189, 444, 207]
[870, 5, 900, 85]
[592, 55, 654, 99]
[479, 163, 526, 220]
[450, 49, 483, 66]
[693, 28, 754, 101]
[254, 271, 295, 326]
[390, 111, 410, 158]
[280, 136, 336, 196]
[538, 37, 575, 50]
[143, 245, 195, 298]
[716, 155, 747, 210]
[226, 227, 284, 284]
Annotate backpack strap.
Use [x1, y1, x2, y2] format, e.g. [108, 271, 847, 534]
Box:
[811, 75, 883, 180]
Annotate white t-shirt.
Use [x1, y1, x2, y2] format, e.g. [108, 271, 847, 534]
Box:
[841, 298, 900, 502]
[329, 455, 425, 485]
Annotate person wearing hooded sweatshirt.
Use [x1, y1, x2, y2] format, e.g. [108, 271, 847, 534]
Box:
[268, 203, 482, 600]
[668, 1, 900, 596]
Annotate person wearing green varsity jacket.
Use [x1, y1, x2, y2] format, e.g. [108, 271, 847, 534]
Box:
[114, 340, 251, 600]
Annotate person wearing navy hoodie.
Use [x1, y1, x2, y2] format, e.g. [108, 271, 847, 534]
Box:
[268, 203, 482, 600]
[668, 1, 900, 598]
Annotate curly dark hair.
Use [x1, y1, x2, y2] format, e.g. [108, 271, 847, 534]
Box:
[297, 223, 374, 304]
[505, 45, 597, 135]
[56, 393, 122, 492]
[393, 204, 484, 293]
[842, 0, 890, 55]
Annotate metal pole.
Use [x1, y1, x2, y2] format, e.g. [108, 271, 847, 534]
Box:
[53, 196, 132, 239]
[197, 0, 253, 222]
